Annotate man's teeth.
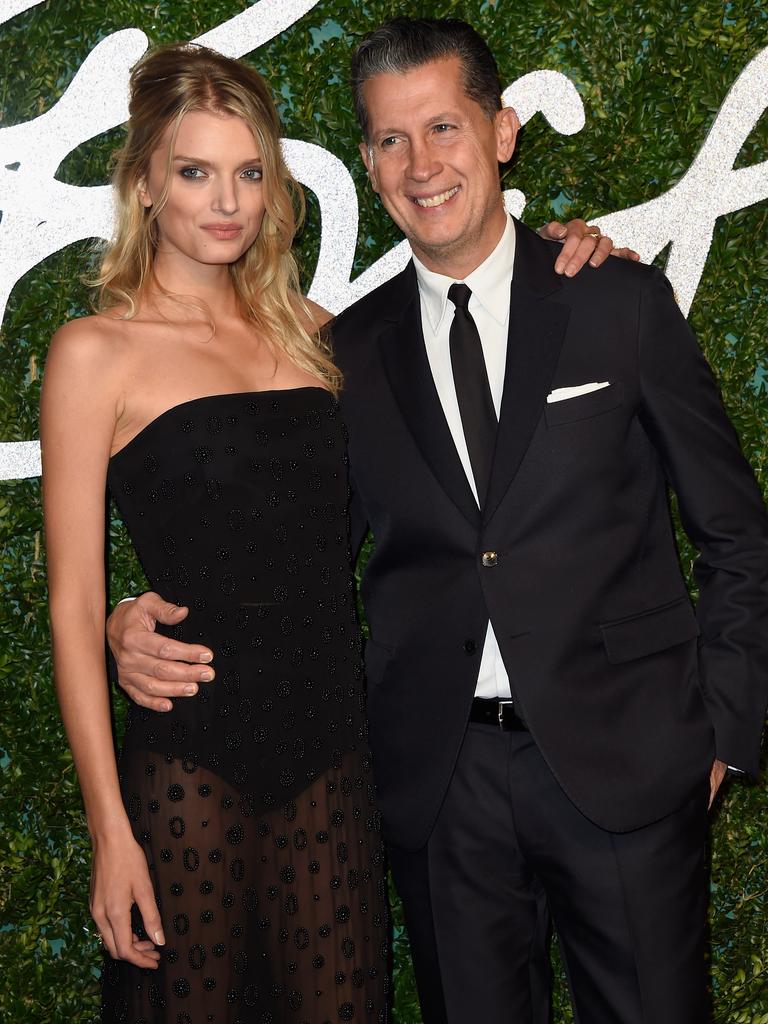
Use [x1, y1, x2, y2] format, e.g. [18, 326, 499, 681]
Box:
[413, 187, 459, 208]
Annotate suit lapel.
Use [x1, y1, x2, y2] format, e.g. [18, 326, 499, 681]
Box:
[483, 220, 571, 521]
[378, 264, 481, 528]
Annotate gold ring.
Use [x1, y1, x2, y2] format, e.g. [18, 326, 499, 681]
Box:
[584, 227, 601, 238]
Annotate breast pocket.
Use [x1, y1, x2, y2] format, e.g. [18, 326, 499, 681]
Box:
[545, 382, 624, 426]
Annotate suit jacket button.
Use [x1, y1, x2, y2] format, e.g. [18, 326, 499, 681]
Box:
[481, 551, 498, 567]
[463, 639, 477, 655]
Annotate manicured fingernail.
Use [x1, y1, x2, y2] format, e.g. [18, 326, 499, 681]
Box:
[589, 258, 598, 266]
[199, 652, 213, 663]
[555, 261, 564, 274]
[565, 266, 575, 277]
[184, 684, 198, 695]
[162, 701, 172, 712]
[154, 930, 165, 945]
[200, 670, 214, 682]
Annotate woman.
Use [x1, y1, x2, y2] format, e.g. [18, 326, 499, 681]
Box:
[41, 43, 388, 1022]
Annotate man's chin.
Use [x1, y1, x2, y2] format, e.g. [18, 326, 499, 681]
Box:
[406, 231, 466, 267]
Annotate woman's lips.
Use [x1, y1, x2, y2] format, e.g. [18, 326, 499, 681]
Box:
[201, 224, 243, 240]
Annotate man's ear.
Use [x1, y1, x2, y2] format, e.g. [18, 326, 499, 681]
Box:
[358, 141, 380, 193]
[495, 105, 520, 164]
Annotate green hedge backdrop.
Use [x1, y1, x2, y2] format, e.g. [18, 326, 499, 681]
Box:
[1, 0, 767, 1020]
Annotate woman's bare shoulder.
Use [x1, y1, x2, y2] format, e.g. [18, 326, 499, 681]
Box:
[50, 310, 139, 346]
[292, 293, 333, 331]
[45, 313, 139, 390]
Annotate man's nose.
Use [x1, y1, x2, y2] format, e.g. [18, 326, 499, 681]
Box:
[406, 138, 440, 181]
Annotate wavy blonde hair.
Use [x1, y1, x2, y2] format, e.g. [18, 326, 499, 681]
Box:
[92, 43, 340, 393]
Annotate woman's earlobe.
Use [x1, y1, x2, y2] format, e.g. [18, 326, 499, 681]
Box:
[137, 180, 153, 208]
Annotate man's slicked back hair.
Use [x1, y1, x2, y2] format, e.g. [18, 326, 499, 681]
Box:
[351, 17, 503, 141]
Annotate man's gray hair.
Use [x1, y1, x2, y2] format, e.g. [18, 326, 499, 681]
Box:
[350, 17, 503, 142]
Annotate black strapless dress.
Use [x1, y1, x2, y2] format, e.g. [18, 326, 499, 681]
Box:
[102, 388, 389, 1024]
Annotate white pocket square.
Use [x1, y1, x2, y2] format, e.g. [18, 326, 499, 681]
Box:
[547, 381, 610, 404]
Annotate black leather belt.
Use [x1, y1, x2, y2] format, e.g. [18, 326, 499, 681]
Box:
[470, 697, 529, 732]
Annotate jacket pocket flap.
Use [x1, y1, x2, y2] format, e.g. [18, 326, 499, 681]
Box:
[545, 381, 623, 426]
[600, 598, 699, 665]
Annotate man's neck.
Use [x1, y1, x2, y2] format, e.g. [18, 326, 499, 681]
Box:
[410, 208, 508, 280]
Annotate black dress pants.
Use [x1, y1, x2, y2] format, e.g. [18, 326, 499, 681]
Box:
[388, 723, 710, 1024]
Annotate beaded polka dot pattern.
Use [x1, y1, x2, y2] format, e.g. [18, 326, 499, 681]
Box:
[105, 389, 388, 1022]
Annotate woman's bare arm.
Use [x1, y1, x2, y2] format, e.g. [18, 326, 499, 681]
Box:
[41, 318, 164, 967]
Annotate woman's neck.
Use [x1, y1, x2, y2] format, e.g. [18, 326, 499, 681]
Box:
[150, 251, 241, 321]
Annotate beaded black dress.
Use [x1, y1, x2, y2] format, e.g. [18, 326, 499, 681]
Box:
[103, 388, 389, 1024]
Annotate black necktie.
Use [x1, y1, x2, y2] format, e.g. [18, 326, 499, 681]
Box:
[448, 282, 497, 506]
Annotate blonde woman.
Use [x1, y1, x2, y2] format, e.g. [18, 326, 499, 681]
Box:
[41, 44, 388, 1021]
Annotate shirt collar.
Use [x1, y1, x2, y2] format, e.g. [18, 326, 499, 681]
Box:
[412, 215, 516, 333]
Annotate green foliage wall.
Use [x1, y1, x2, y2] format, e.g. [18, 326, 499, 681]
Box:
[1, 1, 767, 1020]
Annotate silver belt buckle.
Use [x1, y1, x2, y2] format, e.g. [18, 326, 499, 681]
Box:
[498, 699, 515, 728]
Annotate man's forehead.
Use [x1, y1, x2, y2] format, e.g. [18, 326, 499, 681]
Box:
[362, 57, 476, 126]
[362, 56, 463, 97]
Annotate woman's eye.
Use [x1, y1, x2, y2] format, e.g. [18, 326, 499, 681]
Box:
[180, 166, 205, 179]
[241, 167, 262, 180]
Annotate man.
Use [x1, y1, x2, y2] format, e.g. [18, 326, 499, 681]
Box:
[106, 18, 768, 1023]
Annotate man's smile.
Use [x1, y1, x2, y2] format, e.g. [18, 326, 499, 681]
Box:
[410, 185, 461, 208]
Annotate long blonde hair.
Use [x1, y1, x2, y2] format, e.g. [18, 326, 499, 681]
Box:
[92, 43, 340, 392]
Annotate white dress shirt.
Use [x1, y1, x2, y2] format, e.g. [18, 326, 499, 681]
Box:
[412, 218, 515, 699]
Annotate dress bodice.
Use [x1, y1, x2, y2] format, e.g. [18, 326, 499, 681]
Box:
[107, 388, 368, 811]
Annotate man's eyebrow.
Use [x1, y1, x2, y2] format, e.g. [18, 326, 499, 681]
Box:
[370, 127, 402, 139]
[425, 112, 461, 124]
[372, 113, 461, 138]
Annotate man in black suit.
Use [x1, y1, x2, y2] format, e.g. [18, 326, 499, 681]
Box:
[107, 18, 768, 1023]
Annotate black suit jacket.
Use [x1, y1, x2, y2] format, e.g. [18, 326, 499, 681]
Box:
[332, 218, 768, 851]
